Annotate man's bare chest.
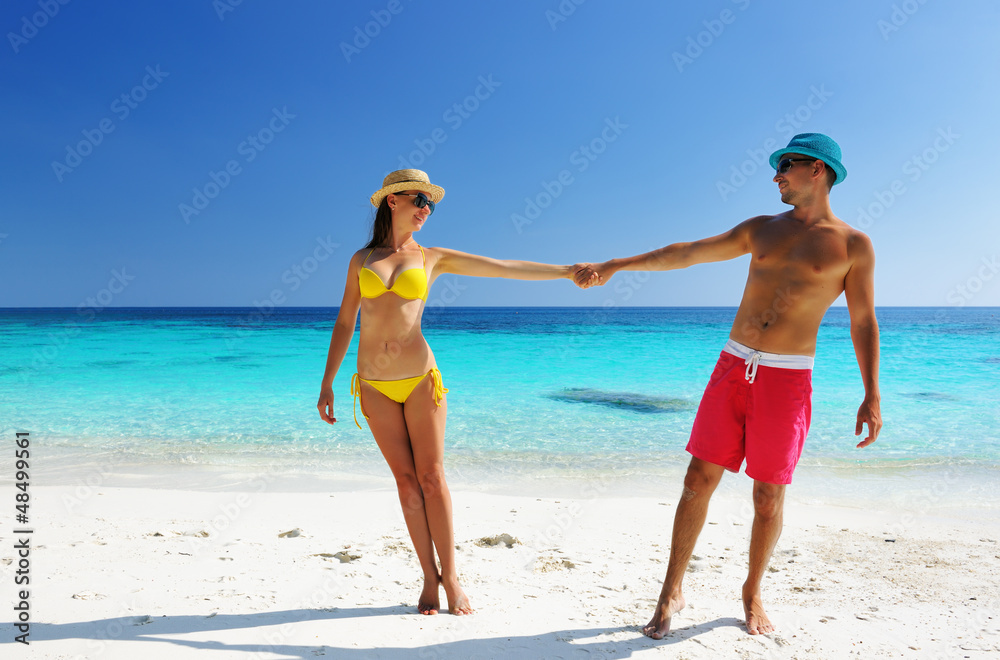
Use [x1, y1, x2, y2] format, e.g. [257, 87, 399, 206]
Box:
[750, 226, 850, 282]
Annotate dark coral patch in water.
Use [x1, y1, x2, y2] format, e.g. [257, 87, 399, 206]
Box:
[213, 355, 247, 362]
[547, 388, 694, 413]
[901, 391, 960, 401]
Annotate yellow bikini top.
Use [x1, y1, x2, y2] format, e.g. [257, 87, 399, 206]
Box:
[358, 245, 428, 301]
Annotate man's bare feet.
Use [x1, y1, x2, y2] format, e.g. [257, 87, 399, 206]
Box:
[742, 584, 774, 634]
[642, 593, 686, 639]
[443, 577, 473, 615]
[417, 575, 440, 615]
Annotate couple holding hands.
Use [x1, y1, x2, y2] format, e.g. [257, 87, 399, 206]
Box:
[317, 133, 881, 638]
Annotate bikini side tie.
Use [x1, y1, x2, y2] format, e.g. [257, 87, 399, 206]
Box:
[428, 368, 449, 406]
[350, 373, 365, 429]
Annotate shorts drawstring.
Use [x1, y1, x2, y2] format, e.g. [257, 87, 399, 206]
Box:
[744, 351, 761, 384]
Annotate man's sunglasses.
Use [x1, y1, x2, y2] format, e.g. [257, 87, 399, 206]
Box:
[776, 157, 816, 174]
[394, 192, 435, 215]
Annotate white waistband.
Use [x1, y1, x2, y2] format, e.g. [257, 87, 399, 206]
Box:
[723, 339, 814, 377]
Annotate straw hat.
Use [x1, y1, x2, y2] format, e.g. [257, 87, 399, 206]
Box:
[369, 169, 445, 207]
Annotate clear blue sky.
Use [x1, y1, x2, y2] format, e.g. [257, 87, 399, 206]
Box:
[2, 1, 998, 308]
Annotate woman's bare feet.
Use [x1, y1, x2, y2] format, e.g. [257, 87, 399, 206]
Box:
[442, 577, 473, 615]
[742, 583, 775, 634]
[642, 592, 686, 639]
[417, 574, 440, 615]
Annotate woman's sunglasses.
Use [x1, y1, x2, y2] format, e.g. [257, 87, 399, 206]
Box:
[394, 192, 435, 215]
[775, 157, 816, 174]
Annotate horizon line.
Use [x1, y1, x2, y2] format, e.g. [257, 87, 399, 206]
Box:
[1, 305, 997, 311]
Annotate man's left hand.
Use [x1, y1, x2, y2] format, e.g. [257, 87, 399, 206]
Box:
[854, 396, 882, 448]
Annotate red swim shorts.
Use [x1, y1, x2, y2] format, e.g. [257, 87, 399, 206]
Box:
[686, 340, 813, 485]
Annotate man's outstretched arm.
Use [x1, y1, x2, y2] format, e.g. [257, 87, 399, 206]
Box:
[573, 217, 760, 287]
[844, 231, 882, 448]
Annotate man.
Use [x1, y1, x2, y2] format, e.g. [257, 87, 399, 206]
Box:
[577, 133, 882, 637]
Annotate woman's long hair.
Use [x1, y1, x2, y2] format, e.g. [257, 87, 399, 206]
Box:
[363, 198, 393, 249]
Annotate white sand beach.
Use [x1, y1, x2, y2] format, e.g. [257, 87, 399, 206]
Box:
[3, 467, 999, 659]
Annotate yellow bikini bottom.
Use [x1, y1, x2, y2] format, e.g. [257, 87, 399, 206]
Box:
[350, 369, 448, 429]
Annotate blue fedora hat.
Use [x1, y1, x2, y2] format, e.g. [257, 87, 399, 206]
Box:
[769, 133, 847, 185]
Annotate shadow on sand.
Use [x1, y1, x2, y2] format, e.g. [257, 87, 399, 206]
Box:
[18, 607, 745, 658]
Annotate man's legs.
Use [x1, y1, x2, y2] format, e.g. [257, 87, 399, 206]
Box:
[643, 457, 725, 639]
[743, 479, 785, 634]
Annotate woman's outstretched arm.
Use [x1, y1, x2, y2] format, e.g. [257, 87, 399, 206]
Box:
[433, 247, 596, 284]
[317, 252, 364, 424]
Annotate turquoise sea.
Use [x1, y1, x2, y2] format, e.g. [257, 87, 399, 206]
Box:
[2, 307, 998, 502]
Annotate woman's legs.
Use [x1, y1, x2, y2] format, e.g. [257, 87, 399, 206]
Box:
[361, 382, 441, 614]
[403, 375, 472, 614]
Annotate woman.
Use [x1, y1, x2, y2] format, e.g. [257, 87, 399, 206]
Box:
[317, 169, 595, 615]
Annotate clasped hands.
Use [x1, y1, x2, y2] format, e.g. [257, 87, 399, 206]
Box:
[571, 262, 612, 289]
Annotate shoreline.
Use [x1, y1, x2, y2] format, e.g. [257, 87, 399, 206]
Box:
[2, 484, 998, 658]
[21, 442, 1000, 513]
